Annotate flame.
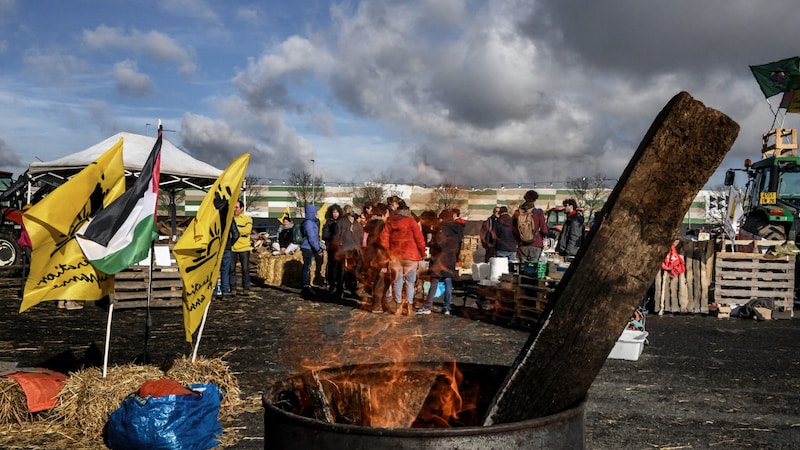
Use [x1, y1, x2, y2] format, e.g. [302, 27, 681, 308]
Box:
[276, 288, 485, 428]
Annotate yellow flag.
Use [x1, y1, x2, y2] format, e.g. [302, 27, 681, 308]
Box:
[20, 139, 126, 312]
[546, 200, 551, 212]
[277, 206, 291, 223]
[174, 153, 250, 342]
[316, 203, 328, 238]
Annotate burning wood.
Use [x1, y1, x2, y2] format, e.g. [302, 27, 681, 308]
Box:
[270, 362, 508, 428]
[483, 91, 740, 425]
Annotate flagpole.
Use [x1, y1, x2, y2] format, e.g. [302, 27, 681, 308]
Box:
[191, 300, 212, 363]
[143, 241, 154, 364]
[103, 303, 114, 378]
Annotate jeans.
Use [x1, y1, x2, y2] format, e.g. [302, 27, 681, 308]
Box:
[229, 250, 250, 291]
[301, 247, 314, 287]
[423, 276, 453, 311]
[220, 249, 232, 294]
[390, 259, 418, 304]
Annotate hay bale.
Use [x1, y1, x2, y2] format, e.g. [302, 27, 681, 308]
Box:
[0, 378, 33, 425]
[166, 356, 241, 412]
[257, 252, 327, 288]
[49, 364, 164, 437]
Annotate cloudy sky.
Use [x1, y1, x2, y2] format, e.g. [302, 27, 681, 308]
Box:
[1, 0, 799, 189]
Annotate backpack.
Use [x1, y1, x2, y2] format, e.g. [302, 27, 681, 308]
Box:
[292, 223, 305, 245]
[517, 207, 539, 244]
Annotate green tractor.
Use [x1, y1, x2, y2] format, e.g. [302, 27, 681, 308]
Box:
[729, 128, 800, 242]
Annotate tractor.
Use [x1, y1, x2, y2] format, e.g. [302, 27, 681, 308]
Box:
[0, 171, 25, 266]
[727, 128, 800, 242]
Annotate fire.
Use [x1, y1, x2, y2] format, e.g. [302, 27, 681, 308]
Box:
[274, 306, 488, 428]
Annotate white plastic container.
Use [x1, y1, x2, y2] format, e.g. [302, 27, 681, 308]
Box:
[608, 329, 649, 361]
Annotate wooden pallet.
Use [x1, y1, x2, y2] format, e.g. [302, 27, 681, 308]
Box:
[713, 252, 794, 318]
[112, 266, 183, 309]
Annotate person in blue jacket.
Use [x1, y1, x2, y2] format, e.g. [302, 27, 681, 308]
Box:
[300, 204, 324, 298]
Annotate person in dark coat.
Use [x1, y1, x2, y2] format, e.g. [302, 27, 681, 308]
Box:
[321, 204, 342, 293]
[556, 198, 584, 261]
[493, 206, 517, 262]
[360, 203, 390, 312]
[416, 208, 465, 315]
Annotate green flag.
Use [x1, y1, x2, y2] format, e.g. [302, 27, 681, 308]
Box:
[750, 57, 800, 98]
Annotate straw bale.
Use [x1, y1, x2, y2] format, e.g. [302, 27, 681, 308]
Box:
[0, 377, 33, 425]
[49, 364, 164, 437]
[257, 251, 326, 287]
[166, 356, 241, 411]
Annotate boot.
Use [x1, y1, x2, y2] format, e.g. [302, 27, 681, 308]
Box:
[301, 285, 313, 299]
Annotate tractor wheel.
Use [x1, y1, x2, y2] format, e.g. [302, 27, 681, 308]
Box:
[0, 232, 20, 266]
[756, 223, 786, 241]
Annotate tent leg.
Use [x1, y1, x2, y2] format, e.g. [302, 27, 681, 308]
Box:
[103, 302, 114, 378]
[191, 300, 212, 363]
[170, 190, 177, 241]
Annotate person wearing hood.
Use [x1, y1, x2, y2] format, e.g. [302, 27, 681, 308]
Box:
[300, 204, 324, 299]
[272, 217, 299, 256]
[416, 208, 464, 316]
[493, 206, 518, 262]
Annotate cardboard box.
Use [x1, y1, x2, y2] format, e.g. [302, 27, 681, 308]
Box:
[754, 306, 772, 320]
[608, 330, 649, 361]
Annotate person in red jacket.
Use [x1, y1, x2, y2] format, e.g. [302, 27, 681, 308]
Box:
[380, 199, 426, 315]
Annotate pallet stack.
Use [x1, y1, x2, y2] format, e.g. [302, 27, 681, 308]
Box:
[515, 275, 555, 328]
[714, 248, 794, 319]
[475, 273, 557, 328]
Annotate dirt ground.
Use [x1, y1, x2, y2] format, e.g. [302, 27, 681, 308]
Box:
[1, 273, 799, 449]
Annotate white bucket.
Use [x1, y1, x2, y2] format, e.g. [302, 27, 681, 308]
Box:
[489, 257, 509, 281]
[472, 263, 490, 281]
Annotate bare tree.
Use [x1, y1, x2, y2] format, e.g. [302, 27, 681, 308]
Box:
[289, 171, 325, 207]
[566, 173, 610, 221]
[428, 181, 467, 211]
[157, 189, 185, 216]
[243, 175, 266, 214]
[353, 180, 389, 210]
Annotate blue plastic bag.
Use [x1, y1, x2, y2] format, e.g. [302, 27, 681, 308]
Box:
[423, 281, 445, 298]
[105, 383, 223, 450]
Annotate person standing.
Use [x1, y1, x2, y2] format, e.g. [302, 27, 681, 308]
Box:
[361, 203, 390, 312]
[380, 200, 425, 315]
[18, 204, 32, 297]
[230, 200, 253, 296]
[416, 209, 464, 315]
[513, 190, 548, 264]
[334, 205, 364, 298]
[493, 206, 517, 261]
[219, 216, 239, 297]
[321, 204, 342, 294]
[300, 204, 324, 299]
[479, 207, 500, 262]
[556, 198, 585, 261]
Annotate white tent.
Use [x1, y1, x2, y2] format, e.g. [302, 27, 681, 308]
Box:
[28, 132, 222, 190]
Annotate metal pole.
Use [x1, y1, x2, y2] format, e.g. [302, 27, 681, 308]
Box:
[310, 159, 316, 205]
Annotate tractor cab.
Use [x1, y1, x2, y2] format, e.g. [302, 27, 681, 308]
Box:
[733, 128, 800, 241]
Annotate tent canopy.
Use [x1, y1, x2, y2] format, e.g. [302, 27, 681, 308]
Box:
[28, 132, 222, 191]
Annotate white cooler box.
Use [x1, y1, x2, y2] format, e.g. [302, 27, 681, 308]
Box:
[608, 329, 649, 361]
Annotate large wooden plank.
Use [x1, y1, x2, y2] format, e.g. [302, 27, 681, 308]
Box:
[483, 92, 739, 424]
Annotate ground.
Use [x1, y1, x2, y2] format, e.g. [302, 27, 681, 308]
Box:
[1, 275, 799, 449]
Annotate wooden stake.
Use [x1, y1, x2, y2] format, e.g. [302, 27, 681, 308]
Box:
[483, 92, 739, 425]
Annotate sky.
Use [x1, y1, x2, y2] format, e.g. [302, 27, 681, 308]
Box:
[1, 0, 800, 190]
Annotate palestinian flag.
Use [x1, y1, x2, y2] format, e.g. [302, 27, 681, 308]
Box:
[76, 130, 162, 274]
